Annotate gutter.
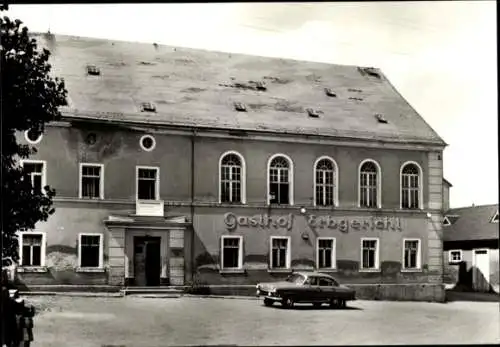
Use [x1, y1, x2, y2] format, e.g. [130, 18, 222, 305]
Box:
[190, 128, 197, 282]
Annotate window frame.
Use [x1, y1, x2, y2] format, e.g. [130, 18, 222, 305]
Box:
[313, 156, 339, 207]
[399, 161, 424, 210]
[218, 150, 247, 204]
[267, 153, 294, 206]
[24, 129, 43, 145]
[79, 163, 105, 200]
[269, 236, 292, 270]
[316, 237, 337, 270]
[20, 159, 47, 195]
[18, 231, 47, 270]
[135, 166, 160, 201]
[401, 238, 422, 272]
[448, 249, 463, 263]
[77, 233, 104, 272]
[220, 235, 244, 271]
[357, 159, 382, 209]
[360, 237, 380, 272]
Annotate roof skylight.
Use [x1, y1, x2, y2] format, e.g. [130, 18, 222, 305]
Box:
[375, 114, 388, 123]
[86, 65, 101, 76]
[140, 102, 156, 112]
[306, 108, 320, 118]
[234, 102, 247, 112]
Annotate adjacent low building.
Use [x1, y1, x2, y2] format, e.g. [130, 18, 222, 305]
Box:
[15, 33, 448, 301]
[443, 204, 499, 294]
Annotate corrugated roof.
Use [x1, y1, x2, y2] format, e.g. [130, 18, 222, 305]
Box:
[34, 33, 446, 145]
[444, 204, 499, 241]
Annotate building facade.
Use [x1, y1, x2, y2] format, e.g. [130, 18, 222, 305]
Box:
[443, 204, 499, 294]
[15, 33, 448, 301]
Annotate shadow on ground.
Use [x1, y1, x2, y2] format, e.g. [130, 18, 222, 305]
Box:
[265, 304, 363, 311]
[446, 289, 500, 303]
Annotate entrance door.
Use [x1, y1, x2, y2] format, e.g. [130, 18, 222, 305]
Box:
[472, 249, 490, 292]
[134, 236, 161, 286]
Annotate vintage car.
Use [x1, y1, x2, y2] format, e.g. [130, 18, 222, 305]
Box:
[256, 271, 356, 308]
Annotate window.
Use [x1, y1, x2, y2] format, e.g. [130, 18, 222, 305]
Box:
[219, 152, 246, 204]
[316, 237, 336, 269]
[136, 167, 159, 200]
[78, 234, 103, 269]
[403, 239, 421, 270]
[220, 236, 243, 270]
[318, 277, 338, 287]
[80, 164, 104, 199]
[449, 250, 463, 263]
[268, 154, 293, 205]
[140, 135, 156, 151]
[401, 162, 422, 209]
[314, 157, 337, 206]
[19, 232, 46, 267]
[21, 160, 46, 194]
[359, 160, 380, 208]
[24, 129, 43, 144]
[360, 238, 379, 271]
[270, 236, 291, 269]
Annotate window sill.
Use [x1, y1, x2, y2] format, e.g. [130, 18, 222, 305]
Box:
[18, 266, 48, 273]
[219, 268, 246, 274]
[448, 261, 462, 265]
[268, 268, 293, 274]
[359, 268, 381, 273]
[401, 268, 422, 273]
[76, 267, 105, 273]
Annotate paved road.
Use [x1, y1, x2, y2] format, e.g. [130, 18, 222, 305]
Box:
[27, 296, 499, 346]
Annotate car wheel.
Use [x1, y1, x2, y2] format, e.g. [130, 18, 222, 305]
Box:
[263, 298, 273, 307]
[313, 303, 322, 308]
[282, 297, 294, 309]
[329, 299, 338, 309]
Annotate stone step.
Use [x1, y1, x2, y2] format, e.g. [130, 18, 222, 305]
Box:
[121, 287, 186, 296]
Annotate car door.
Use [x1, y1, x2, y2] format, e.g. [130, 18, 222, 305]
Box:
[318, 276, 337, 301]
[303, 276, 321, 302]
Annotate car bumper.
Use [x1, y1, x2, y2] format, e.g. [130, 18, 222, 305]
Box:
[256, 289, 282, 300]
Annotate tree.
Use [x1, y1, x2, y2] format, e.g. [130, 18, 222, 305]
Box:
[1, 12, 67, 261]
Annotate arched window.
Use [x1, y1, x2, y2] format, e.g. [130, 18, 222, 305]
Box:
[359, 160, 380, 208]
[268, 155, 293, 205]
[314, 158, 336, 206]
[401, 162, 421, 209]
[220, 153, 244, 203]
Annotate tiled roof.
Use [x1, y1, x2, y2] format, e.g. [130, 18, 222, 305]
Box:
[444, 204, 499, 242]
[34, 33, 445, 145]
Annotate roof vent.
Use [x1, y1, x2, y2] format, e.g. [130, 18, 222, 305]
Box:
[306, 108, 321, 118]
[234, 102, 247, 112]
[324, 88, 337, 97]
[140, 102, 156, 112]
[86, 65, 100, 76]
[349, 97, 363, 102]
[348, 88, 362, 92]
[375, 114, 388, 123]
[358, 67, 381, 79]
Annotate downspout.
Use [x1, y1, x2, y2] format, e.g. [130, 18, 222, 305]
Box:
[190, 128, 197, 282]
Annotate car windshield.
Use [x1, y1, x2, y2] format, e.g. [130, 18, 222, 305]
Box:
[285, 274, 305, 284]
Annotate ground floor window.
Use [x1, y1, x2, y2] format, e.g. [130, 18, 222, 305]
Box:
[221, 236, 243, 269]
[317, 237, 336, 269]
[78, 233, 103, 268]
[270, 236, 291, 269]
[448, 249, 463, 263]
[20, 232, 46, 267]
[361, 238, 379, 270]
[403, 239, 421, 270]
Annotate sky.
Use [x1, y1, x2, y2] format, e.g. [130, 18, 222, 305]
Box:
[6, 2, 498, 209]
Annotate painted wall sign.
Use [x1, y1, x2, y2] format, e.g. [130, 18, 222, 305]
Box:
[223, 212, 403, 232]
[224, 213, 294, 231]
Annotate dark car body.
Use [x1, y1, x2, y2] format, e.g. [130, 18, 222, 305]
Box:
[256, 272, 356, 308]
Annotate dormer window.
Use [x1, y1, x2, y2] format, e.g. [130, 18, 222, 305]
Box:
[234, 102, 247, 112]
[375, 114, 388, 123]
[491, 211, 499, 223]
[87, 65, 101, 76]
[306, 108, 320, 118]
[141, 102, 156, 113]
[443, 216, 451, 226]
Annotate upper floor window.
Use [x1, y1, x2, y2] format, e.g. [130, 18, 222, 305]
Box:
[401, 162, 422, 209]
[219, 151, 246, 204]
[314, 157, 337, 207]
[268, 154, 294, 205]
[359, 160, 381, 208]
[79, 163, 104, 199]
[136, 166, 159, 200]
[21, 160, 46, 194]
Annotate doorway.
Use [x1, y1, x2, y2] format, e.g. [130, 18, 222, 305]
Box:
[134, 236, 161, 286]
[472, 249, 490, 292]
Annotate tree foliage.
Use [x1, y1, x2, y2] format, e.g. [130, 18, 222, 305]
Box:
[1, 12, 67, 261]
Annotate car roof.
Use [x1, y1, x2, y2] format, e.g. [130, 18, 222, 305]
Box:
[293, 271, 336, 279]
